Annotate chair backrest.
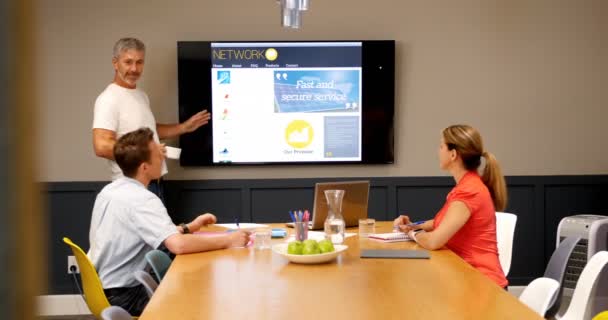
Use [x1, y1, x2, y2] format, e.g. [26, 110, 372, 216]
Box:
[145, 250, 172, 283]
[543, 236, 581, 318]
[519, 277, 560, 317]
[62, 237, 111, 318]
[101, 306, 133, 320]
[561, 251, 608, 320]
[134, 270, 158, 298]
[496, 212, 517, 276]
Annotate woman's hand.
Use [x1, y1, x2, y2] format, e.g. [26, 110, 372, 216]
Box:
[393, 215, 416, 232]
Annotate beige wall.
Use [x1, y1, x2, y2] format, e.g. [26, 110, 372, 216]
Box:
[35, 0, 608, 182]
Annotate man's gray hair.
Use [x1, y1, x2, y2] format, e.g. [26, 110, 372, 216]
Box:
[112, 38, 145, 59]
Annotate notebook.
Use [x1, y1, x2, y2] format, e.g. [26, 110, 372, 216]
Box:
[368, 232, 413, 243]
[285, 180, 370, 230]
[360, 249, 430, 259]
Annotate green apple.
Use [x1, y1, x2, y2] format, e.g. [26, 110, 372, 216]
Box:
[287, 241, 304, 255]
[302, 239, 318, 248]
[302, 239, 321, 255]
[318, 239, 335, 253]
[302, 245, 321, 255]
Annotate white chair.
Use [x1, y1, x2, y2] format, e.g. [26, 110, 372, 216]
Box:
[561, 251, 608, 320]
[496, 212, 517, 276]
[101, 306, 132, 320]
[519, 277, 560, 317]
[134, 270, 158, 298]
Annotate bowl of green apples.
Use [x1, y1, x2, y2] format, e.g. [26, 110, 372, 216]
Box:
[272, 239, 348, 264]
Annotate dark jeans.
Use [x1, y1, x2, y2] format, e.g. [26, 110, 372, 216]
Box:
[104, 284, 149, 316]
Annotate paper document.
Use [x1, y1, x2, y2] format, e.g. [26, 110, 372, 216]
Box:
[215, 223, 270, 230]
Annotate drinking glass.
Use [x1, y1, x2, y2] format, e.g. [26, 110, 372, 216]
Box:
[358, 218, 376, 238]
[254, 228, 272, 250]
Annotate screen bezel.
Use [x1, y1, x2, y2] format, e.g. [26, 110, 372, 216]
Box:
[177, 40, 395, 166]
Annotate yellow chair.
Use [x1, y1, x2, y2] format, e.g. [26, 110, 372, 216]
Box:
[594, 311, 608, 320]
[63, 237, 112, 319]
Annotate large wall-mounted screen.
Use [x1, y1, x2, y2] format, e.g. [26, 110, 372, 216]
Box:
[177, 40, 394, 166]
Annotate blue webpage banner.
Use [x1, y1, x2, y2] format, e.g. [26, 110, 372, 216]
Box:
[211, 45, 361, 68]
[273, 70, 361, 113]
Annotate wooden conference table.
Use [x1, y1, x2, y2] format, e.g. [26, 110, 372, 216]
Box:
[140, 222, 541, 320]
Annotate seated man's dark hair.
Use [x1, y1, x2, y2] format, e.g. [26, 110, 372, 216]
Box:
[113, 127, 155, 178]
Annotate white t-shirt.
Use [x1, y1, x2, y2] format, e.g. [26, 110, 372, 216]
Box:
[93, 83, 168, 180]
[88, 177, 178, 288]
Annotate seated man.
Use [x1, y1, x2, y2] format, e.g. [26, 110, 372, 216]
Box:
[88, 127, 249, 316]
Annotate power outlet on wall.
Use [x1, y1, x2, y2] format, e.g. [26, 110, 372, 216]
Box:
[67, 256, 79, 274]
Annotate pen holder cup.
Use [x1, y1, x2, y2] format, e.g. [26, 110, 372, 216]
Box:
[294, 222, 308, 242]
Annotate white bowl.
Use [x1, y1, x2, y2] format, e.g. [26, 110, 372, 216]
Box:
[272, 243, 348, 264]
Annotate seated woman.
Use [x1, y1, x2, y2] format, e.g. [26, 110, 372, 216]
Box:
[394, 124, 508, 288]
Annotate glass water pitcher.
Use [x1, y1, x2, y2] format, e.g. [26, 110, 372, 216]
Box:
[324, 189, 346, 244]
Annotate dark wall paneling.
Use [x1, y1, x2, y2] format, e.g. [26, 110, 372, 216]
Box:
[396, 186, 452, 222]
[46, 182, 105, 294]
[502, 184, 543, 284]
[173, 188, 242, 224]
[368, 186, 389, 221]
[44, 175, 608, 294]
[251, 187, 313, 223]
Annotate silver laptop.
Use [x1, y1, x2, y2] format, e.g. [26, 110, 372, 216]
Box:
[286, 180, 370, 230]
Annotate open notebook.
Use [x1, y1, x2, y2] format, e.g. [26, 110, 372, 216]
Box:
[368, 232, 413, 243]
[360, 249, 430, 259]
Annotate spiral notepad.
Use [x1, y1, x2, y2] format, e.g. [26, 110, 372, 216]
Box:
[368, 232, 412, 243]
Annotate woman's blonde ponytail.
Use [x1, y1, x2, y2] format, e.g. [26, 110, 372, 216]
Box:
[481, 151, 507, 211]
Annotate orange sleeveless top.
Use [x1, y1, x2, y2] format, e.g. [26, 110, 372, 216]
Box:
[433, 171, 508, 288]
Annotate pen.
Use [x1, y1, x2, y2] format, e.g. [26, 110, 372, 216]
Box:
[407, 220, 425, 227]
[393, 220, 425, 231]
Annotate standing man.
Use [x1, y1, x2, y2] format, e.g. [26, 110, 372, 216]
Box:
[92, 37, 210, 183]
[89, 128, 249, 316]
